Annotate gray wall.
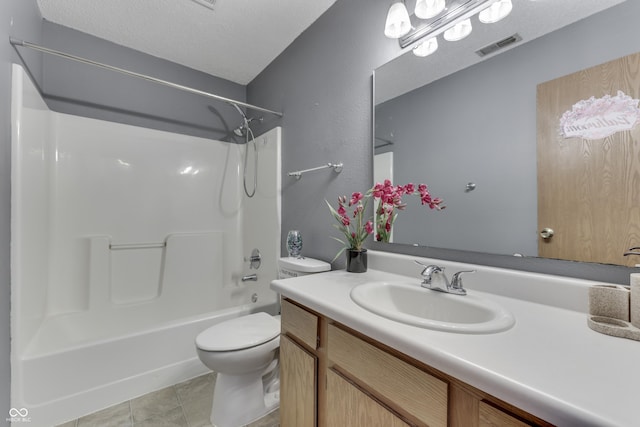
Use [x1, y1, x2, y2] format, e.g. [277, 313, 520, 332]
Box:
[40, 21, 249, 142]
[1, 2, 43, 424]
[376, 78, 537, 256]
[248, 0, 398, 265]
[249, 0, 639, 283]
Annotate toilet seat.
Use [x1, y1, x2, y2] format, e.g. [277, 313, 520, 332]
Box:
[196, 312, 280, 351]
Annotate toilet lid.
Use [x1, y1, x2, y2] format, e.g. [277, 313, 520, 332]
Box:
[196, 312, 280, 351]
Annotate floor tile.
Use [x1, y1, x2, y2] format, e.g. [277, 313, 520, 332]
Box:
[58, 373, 277, 427]
[245, 409, 279, 427]
[176, 373, 215, 427]
[133, 405, 188, 427]
[175, 372, 215, 404]
[130, 386, 180, 423]
[77, 401, 132, 427]
[181, 394, 213, 427]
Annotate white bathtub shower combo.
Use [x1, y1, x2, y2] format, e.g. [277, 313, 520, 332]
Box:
[10, 64, 282, 426]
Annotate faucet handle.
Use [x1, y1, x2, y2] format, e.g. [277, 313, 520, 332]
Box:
[449, 270, 475, 294]
[414, 260, 444, 276]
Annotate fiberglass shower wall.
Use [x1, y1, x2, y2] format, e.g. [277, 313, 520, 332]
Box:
[11, 64, 266, 358]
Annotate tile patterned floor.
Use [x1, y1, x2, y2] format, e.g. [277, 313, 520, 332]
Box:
[55, 373, 280, 427]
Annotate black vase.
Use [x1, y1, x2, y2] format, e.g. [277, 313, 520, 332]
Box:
[346, 248, 368, 273]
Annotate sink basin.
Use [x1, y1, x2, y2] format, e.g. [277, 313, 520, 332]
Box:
[350, 281, 515, 334]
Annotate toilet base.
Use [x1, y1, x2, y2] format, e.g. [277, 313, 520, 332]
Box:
[210, 360, 280, 427]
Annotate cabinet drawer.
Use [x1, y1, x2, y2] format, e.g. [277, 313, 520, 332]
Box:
[328, 324, 448, 427]
[281, 299, 319, 349]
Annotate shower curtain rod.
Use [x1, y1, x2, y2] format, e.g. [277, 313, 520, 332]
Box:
[9, 37, 284, 118]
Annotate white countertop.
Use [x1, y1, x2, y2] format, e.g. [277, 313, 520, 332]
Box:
[271, 252, 640, 427]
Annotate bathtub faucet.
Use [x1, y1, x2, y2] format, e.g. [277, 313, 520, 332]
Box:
[242, 274, 258, 282]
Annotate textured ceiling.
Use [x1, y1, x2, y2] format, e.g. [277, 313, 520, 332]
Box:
[37, 0, 338, 85]
[376, 0, 628, 104]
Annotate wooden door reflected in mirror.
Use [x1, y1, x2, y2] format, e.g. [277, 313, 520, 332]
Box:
[537, 52, 640, 267]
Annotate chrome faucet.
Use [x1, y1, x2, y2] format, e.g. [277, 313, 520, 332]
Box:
[242, 274, 258, 282]
[414, 261, 475, 296]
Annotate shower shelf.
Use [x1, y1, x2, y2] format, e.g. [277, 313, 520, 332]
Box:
[288, 162, 343, 180]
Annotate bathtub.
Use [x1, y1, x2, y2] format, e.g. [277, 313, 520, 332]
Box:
[18, 300, 277, 426]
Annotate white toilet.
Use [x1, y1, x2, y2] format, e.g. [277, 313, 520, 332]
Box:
[195, 256, 330, 427]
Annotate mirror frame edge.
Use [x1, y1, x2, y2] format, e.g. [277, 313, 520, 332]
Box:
[370, 72, 635, 285]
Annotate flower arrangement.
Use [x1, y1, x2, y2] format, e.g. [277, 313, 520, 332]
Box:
[327, 179, 444, 259]
[373, 180, 444, 243]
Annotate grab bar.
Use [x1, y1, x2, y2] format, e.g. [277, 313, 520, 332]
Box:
[109, 242, 166, 250]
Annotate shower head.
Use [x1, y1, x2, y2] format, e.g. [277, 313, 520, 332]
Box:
[233, 126, 245, 137]
[232, 117, 262, 138]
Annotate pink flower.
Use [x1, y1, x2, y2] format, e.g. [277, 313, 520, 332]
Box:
[349, 192, 363, 206]
[365, 221, 373, 234]
[328, 180, 444, 254]
[372, 183, 385, 198]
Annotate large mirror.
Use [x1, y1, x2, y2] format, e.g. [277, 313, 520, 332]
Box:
[373, 0, 639, 267]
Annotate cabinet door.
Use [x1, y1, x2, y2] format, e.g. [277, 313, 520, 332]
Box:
[479, 401, 530, 427]
[328, 324, 448, 426]
[326, 369, 410, 427]
[280, 334, 316, 427]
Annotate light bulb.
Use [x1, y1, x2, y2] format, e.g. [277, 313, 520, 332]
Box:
[413, 37, 438, 57]
[415, 0, 445, 20]
[479, 0, 513, 24]
[443, 19, 472, 41]
[384, 1, 412, 39]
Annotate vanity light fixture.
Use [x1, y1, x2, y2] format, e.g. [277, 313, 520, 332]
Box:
[413, 37, 439, 57]
[443, 18, 473, 41]
[415, 0, 446, 20]
[478, 0, 512, 23]
[398, 0, 513, 53]
[384, 0, 412, 39]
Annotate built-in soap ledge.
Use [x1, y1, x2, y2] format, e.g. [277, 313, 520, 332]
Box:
[587, 275, 640, 341]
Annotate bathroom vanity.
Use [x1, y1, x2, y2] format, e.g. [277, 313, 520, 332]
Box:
[271, 251, 640, 427]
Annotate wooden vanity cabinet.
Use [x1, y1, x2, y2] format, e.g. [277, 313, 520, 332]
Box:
[280, 299, 320, 427]
[280, 298, 552, 427]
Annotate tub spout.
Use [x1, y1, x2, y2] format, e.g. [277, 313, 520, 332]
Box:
[242, 274, 258, 282]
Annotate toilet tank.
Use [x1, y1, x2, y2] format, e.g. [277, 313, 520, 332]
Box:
[278, 257, 331, 279]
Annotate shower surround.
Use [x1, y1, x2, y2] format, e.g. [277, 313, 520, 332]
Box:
[10, 64, 282, 427]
